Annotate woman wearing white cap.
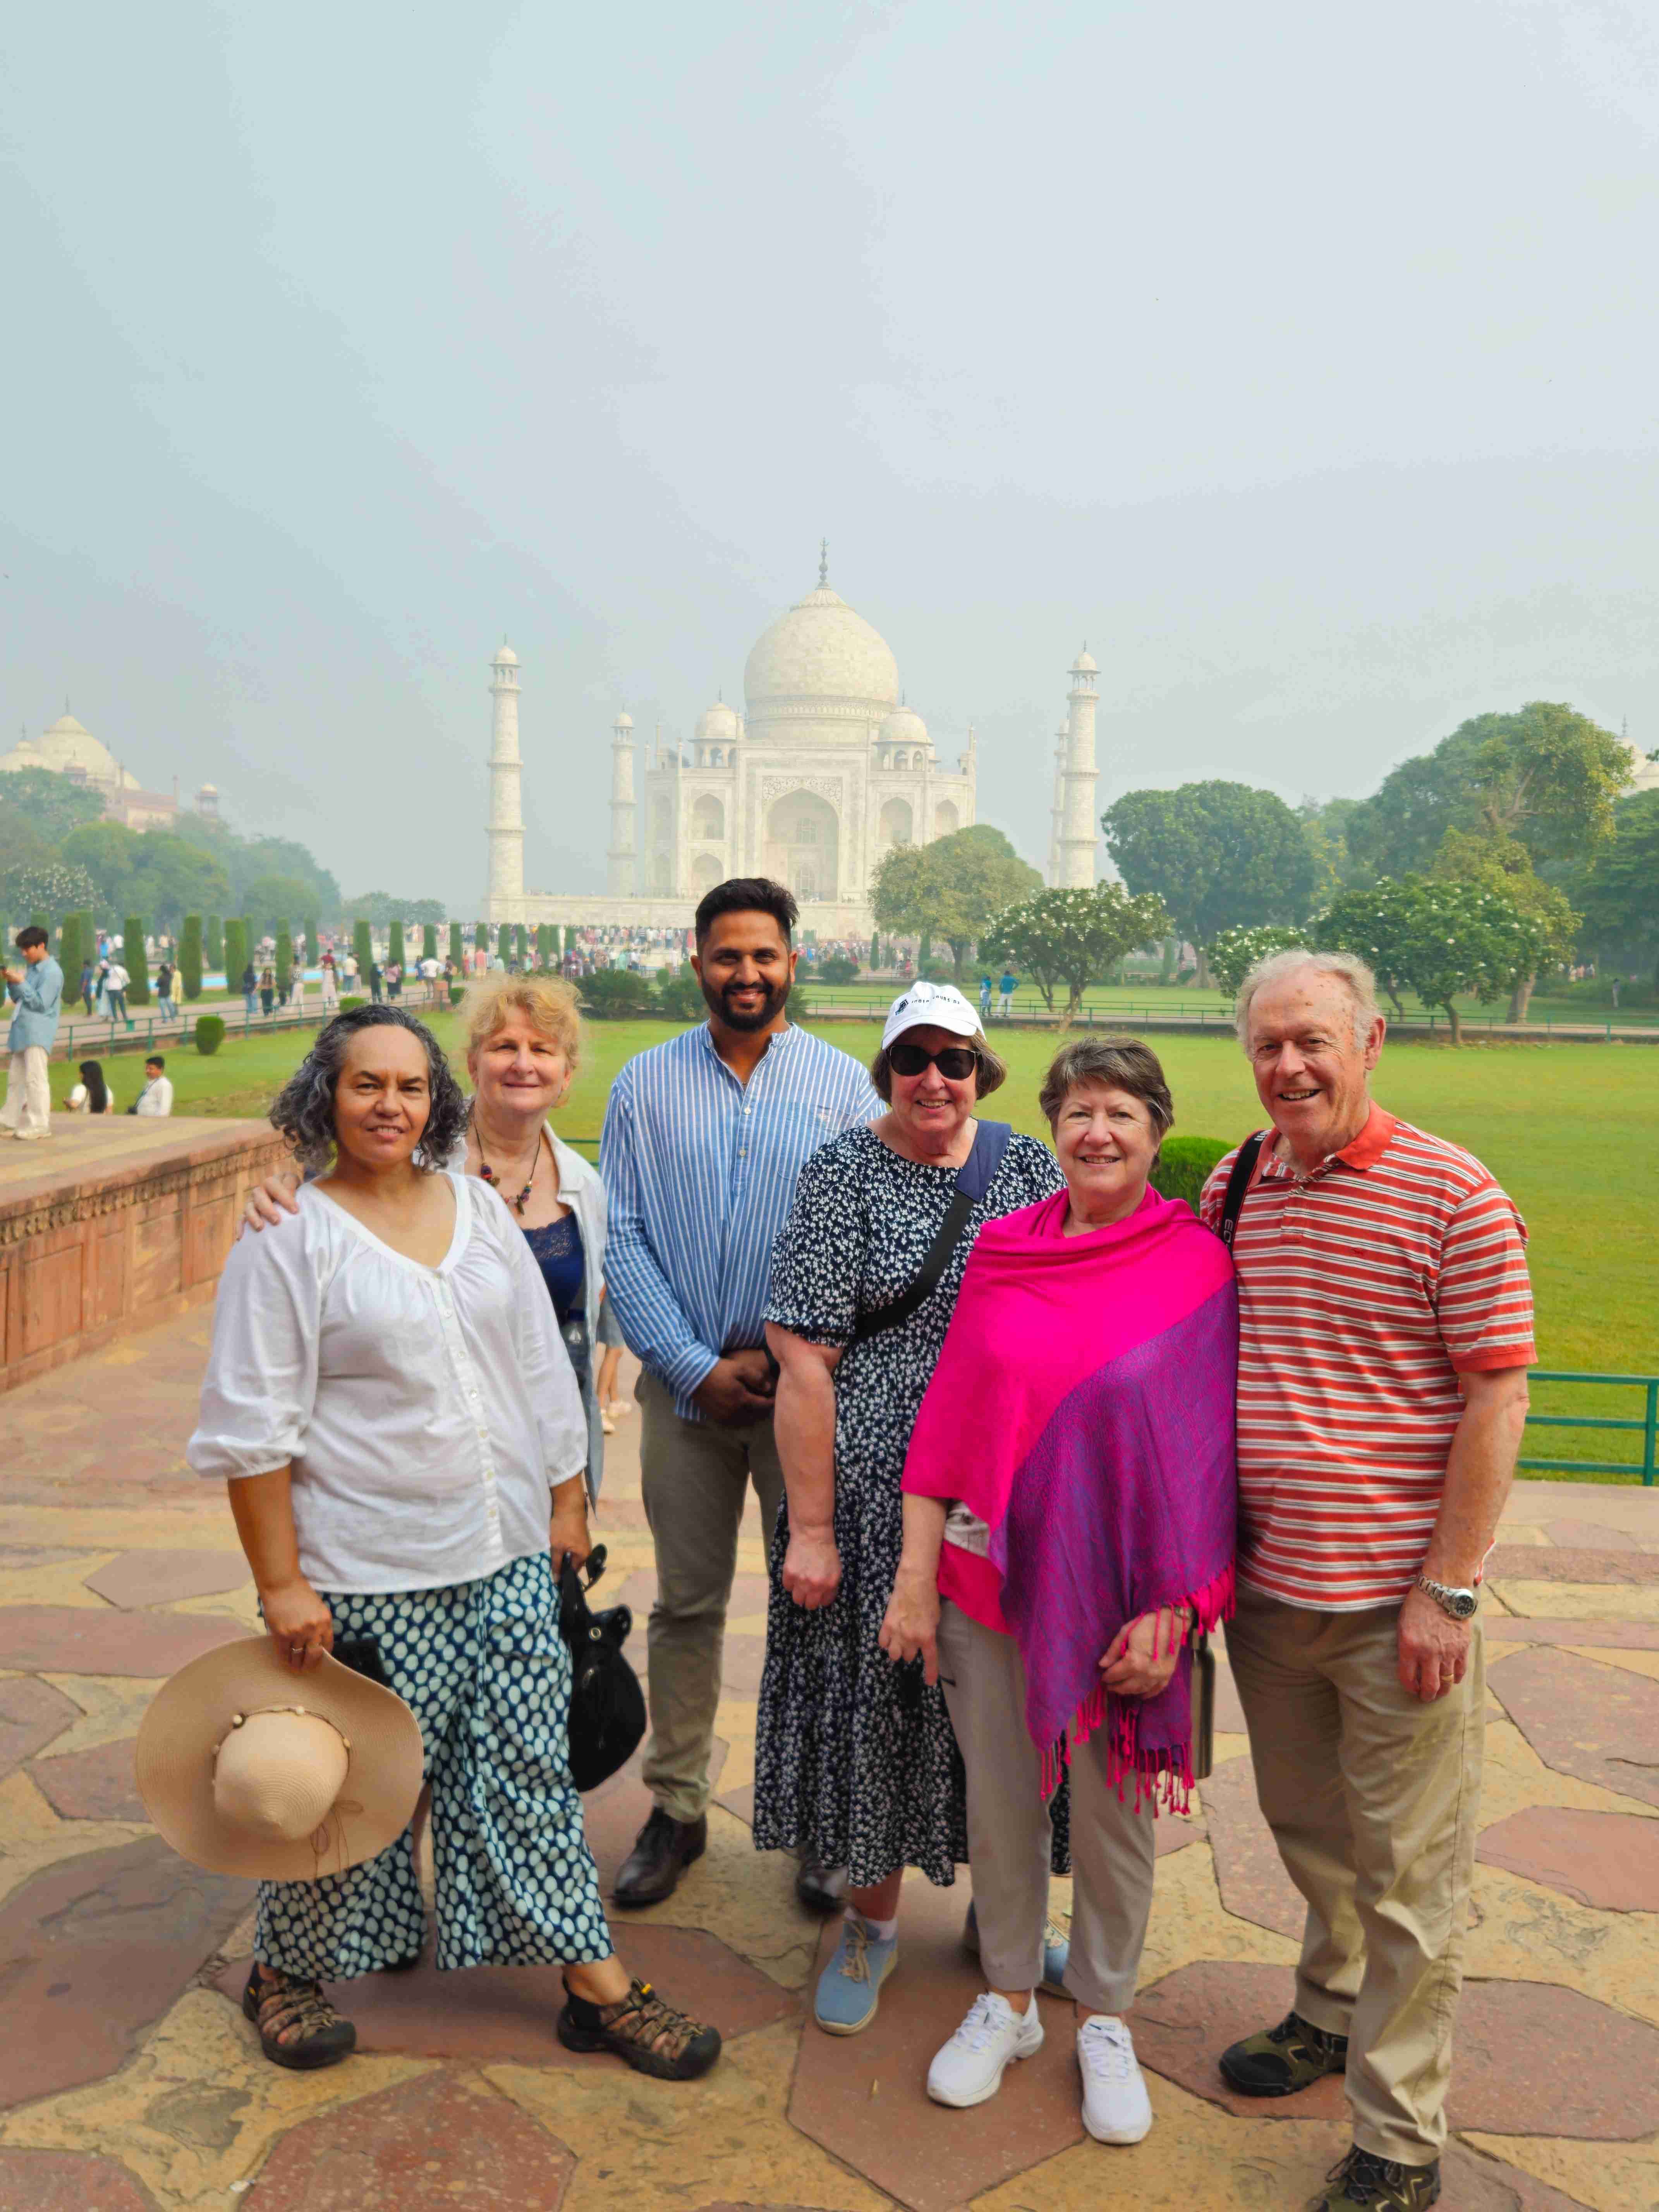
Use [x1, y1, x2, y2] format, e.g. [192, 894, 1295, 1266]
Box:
[753, 982, 1068, 2036]
[182, 1003, 719, 2081]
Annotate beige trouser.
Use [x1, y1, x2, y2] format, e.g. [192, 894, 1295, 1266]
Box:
[938, 1598, 1156, 2016]
[1226, 1582, 1485, 2164]
[1, 1047, 50, 1135]
[637, 1368, 785, 1824]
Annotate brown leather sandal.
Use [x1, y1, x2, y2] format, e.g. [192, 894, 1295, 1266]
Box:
[557, 1977, 721, 2080]
[242, 1963, 357, 2070]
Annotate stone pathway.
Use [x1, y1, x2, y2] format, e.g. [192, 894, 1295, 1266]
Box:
[2, 1317, 1657, 2209]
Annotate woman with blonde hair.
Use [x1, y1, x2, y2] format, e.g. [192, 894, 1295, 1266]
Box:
[243, 970, 612, 1496]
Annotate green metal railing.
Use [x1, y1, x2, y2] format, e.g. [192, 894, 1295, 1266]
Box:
[1520, 1371, 1659, 1484]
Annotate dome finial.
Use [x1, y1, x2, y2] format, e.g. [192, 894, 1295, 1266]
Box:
[819, 537, 829, 589]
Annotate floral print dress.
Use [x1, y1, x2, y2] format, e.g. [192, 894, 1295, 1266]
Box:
[753, 1121, 1068, 1888]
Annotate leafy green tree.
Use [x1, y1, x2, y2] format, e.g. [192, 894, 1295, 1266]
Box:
[244, 871, 316, 936]
[1102, 781, 1314, 982]
[123, 916, 150, 1006]
[235, 835, 342, 917]
[179, 914, 204, 1002]
[1319, 875, 1552, 1044]
[4, 857, 98, 924]
[872, 826, 1041, 986]
[388, 918, 405, 973]
[343, 891, 444, 926]
[1300, 797, 1359, 903]
[353, 918, 373, 979]
[205, 913, 223, 970]
[0, 765, 109, 844]
[1208, 922, 1312, 998]
[223, 918, 248, 992]
[981, 884, 1170, 1018]
[1570, 788, 1659, 981]
[275, 928, 294, 1000]
[60, 821, 143, 915]
[1431, 827, 1577, 1020]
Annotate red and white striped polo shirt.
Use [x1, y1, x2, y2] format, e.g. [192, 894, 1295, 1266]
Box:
[1199, 1106, 1534, 1611]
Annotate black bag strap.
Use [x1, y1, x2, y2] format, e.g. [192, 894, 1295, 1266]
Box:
[1217, 1130, 1267, 1249]
[853, 1120, 1012, 1346]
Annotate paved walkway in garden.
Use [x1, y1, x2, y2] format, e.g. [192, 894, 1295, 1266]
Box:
[3, 1316, 1659, 2210]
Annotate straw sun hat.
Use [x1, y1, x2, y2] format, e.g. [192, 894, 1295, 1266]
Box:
[136, 1638, 425, 1882]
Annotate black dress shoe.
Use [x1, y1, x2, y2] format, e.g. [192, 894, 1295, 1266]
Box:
[613, 1807, 708, 1907]
[795, 1857, 848, 1913]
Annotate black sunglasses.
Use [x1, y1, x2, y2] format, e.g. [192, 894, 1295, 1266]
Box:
[888, 1039, 979, 1080]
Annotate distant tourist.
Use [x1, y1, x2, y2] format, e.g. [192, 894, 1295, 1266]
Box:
[320, 954, 339, 1013]
[290, 964, 307, 1013]
[385, 960, 402, 1002]
[259, 967, 275, 1017]
[998, 967, 1016, 1021]
[134, 1055, 174, 1117]
[2, 926, 65, 1141]
[342, 951, 358, 987]
[240, 960, 258, 1017]
[78, 957, 94, 1016]
[155, 959, 177, 1021]
[68, 1060, 115, 1114]
[369, 960, 384, 1004]
[979, 972, 993, 1020]
[1204, 949, 1533, 2212]
[105, 957, 130, 1024]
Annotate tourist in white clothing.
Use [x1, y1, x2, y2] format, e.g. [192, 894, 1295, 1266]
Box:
[134, 1056, 174, 1116]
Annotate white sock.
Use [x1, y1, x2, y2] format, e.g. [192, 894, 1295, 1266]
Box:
[852, 1907, 899, 1941]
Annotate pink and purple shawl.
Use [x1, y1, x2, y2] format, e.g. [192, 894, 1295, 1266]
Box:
[902, 1184, 1237, 1809]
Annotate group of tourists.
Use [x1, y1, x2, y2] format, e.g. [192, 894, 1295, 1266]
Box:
[130, 872, 1532, 2212]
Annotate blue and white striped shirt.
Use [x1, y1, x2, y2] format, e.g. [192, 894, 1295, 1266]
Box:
[600, 1022, 882, 1419]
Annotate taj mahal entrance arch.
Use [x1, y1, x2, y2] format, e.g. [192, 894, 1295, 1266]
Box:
[763, 788, 840, 906]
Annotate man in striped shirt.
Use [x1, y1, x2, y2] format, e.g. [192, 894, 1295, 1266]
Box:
[602, 878, 879, 1908]
[1199, 948, 1532, 2212]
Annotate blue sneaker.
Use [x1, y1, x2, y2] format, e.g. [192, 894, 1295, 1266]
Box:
[814, 1912, 899, 2035]
[963, 1899, 1070, 1997]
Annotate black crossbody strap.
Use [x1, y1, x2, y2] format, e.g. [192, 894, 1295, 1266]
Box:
[1217, 1130, 1267, 1249]
[853, 1121, 1012, 1345]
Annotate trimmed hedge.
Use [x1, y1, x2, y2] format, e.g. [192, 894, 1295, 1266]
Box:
[338, 994, 366, 1013]
[194, 1014, 226, 1056]
[423, 922, 438, 961]
[205, 913, 223, 970]
[353, 919, 373, 980]
[580, 969, 658, 1019]
[224, 918, 248, 992]
[449, 921, 463, 967]
[1150, 1134, 1233, 1216]
[58, 912, 84, 989]
[275, 928, 294, 999]
[388, 919, 405, 972]
[180, 914, 203, 1001]
[123, 916, 150, 1005]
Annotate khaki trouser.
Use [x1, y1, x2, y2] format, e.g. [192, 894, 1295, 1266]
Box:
[636, 1369, 784, 1824]
[1226, 1582, 1485, 2164]
[938, 1598, 1156, 2016]
[1, 1047, 50, 1136]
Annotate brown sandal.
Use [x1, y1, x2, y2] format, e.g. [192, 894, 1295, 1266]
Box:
[242, 1964, 357, 2071]
[557, 1976, 721, 2080]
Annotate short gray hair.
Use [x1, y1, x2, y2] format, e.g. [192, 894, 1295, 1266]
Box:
[1038, 1035, 1173, 1146]
[1235, 946, 1381, 1052]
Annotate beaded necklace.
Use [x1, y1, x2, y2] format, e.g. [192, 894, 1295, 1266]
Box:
[471, 1109, 543, 1214]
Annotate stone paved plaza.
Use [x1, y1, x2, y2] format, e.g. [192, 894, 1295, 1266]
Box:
[3, 1295, 1659, 2208]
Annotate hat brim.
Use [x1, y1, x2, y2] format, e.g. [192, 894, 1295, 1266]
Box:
[135, 1639, 425, 1882]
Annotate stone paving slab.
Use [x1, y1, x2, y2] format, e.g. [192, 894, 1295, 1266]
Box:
[1489, 1547, 1659, 1585]
[27, 1738, 147, 1822]
[0, 1604, 246, 1676]
[1198, 1752, 1305, 1936]
[1477, 1807, 1659, 1911]
[1489, 1645, 1659, 1808]
[0, 2147, 161, 2210]
[81, 1548, 249, 1608]
[0, 1674, 78, 1776]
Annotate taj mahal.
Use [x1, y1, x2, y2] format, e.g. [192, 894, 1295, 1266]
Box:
[480, 550, 1103, 937]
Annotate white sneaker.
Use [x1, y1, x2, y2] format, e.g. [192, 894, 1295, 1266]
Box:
[1077, 2014, 1152, 2144]
[927, 1991, 1043, 2108]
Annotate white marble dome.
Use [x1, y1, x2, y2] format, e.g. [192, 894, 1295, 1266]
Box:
[744, 582, 899, 713]
[0, 712, 136, 790]
[880, 703, 929, 749]
[696, 697, 740, 744]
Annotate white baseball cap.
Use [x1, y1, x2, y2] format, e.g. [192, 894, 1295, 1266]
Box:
[881, 980, 983, 1051]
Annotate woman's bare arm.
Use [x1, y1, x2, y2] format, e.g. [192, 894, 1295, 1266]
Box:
[766, 1321, 843, 1609]
[227, 1468, 335, 1671]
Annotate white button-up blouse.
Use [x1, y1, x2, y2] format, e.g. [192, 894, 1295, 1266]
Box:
[187, 1172, 586, 1593]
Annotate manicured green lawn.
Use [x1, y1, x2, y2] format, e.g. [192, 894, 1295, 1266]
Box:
[66, 1008, 1657, 1475]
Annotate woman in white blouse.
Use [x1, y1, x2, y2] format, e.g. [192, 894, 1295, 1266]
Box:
[189, 1004, 718, 2082]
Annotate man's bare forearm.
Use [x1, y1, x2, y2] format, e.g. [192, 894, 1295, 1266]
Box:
[1422, 1369, 1529, 1584]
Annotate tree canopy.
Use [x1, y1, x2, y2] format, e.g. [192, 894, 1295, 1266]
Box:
[1319, 874, 1552, 1043]
[981, 883, 1170, 1017]
[0, 767, 109, 846]
[871, 825, 1041, 984]
[1101, 780, 1314, 971]
[1207, 921, 1312, 998]
[58, 822, 232, 931]
[1570, 788, 1659, 979]
[343, 891, 448, 926]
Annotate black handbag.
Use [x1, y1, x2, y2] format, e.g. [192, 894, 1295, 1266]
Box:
[556, 1544, 646, 1792]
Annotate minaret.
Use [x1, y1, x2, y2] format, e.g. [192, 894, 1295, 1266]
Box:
[607, 712, 637, 897]
[1047, 722, 1068, 885]
[486, 640, 524, 909]
[1058, 646, 1099, 888]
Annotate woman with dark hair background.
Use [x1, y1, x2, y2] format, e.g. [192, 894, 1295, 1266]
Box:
[188, 1005, 720, 2083]
[68, 1060, 115, 1114]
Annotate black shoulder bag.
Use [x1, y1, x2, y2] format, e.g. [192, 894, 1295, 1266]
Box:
[556, 1544, 647, 1792]
[1189, 1128, 1267, 1781]
[852, 1120, 1013, 1345]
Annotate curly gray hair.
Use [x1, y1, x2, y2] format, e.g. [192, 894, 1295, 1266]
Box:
[270, 1005, 469, 1171]
[1233, 947, 1381, 1052]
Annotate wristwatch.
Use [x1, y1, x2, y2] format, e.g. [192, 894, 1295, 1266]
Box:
[1417, 1572, 1479, 1621]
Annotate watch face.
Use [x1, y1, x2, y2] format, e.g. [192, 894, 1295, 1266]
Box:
[1448, 1589, 1478, 1620]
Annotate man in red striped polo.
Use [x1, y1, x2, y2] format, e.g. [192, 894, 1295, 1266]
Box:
[1199, 948, 1532, 2212]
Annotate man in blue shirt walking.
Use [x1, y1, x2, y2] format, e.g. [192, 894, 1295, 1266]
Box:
[2, 926, 64, 1142]
[603, 878, 880, 1907]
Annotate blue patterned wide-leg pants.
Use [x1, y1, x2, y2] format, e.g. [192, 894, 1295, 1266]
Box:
[256, 1550, 613, 1980]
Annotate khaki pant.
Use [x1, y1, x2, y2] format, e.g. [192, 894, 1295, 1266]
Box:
[1226, 1582, 1485, 2164]
[636, 1369, 785, 1824]
[938, 1598, 1156, 2016]
[1, 1047, 50, 1136]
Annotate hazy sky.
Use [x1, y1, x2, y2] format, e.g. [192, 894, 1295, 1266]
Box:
[4, 1, 1656, 904]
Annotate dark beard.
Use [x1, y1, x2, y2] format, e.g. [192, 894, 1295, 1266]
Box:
[702, 974, 790, 1031]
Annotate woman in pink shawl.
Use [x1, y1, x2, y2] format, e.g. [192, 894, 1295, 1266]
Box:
[884, 1037, 1237, 2150]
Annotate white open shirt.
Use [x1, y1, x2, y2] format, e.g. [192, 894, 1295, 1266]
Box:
[187, 1172, 586, 1592]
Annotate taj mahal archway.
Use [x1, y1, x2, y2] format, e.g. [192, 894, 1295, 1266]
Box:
[692, 794, 725, 840]
[764, 789, 839, 904]
[691, 850, 723, 896]
[879, 796, 913, 847]
[934, 799, 959, 837]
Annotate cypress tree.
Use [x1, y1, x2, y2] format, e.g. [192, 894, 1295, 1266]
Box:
[29, 911, 48, 938]
[305, 917, 320, 968]
[275, 928, 293, 1000]
[422, 921, 438, 961]
[180, 915, 204, 1001]
[205, 913, 223, 971]
[388, 918, 405, 973]
[352, 918, 372, 983]
[536, 922, 552, 969]
[124, 917, 151, 1005]
[224, 918, 247, 994]
[449, 921, 463, 967]
[474, 920, 489, 953]
[58, 912, 82, 992]
[515, 922, 527, 965]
